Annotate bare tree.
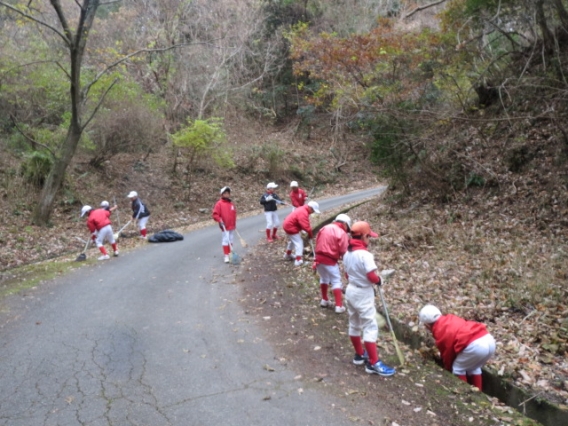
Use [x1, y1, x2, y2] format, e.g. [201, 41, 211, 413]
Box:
[0, 0, 105, 225]
[0, 0, 189, 225]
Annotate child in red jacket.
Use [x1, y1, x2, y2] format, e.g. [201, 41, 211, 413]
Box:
[282, 201, 320, 266]
[81, 204, 119, 260]
[212, 186, 237, 263]
[314, 214, 351, 313]
[289, 181, 308, 209]
[419, 304, 496, 391]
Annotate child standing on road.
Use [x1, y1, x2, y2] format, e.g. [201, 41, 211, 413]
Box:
[314, 214, 351, 313]
[260, 182, 284, 242]
[344, 221, 395, 376]
[212, 186, 237, 263]
[419, 304, 496, 391]
[81, 204, 119, 260]
[282, 201, 320, 267]
[289, 181, 308, 209]
[127, 191, 151, 239]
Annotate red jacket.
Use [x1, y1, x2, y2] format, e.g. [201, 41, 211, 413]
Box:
[283, 205, 313, 237]
[87, 208, 111, 233]
[431, 314, 490, 371]
[212, 198, 237, 231]
[315, 222, 348, 265]
[289, 188, 307, 208]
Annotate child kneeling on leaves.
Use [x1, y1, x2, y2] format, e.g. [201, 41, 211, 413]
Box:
[419, 304, 496, 391]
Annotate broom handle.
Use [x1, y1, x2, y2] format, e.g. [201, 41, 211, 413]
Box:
[377, 286, 405, 366]
[114, 196, 121, 229]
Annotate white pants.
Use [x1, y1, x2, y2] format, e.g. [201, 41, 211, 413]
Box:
[453, 334, 496, 375]
[137, 216, 149, 230]
[222, 230, 234, 246]
[345, 285, 378, 342]
[316, 263, 342, 290]
[264, 211, 280, 229]
[95, 224, 115, 247]
[286, 233, 304, 257]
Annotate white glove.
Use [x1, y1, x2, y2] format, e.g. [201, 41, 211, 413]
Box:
[265, 195, 274, 202]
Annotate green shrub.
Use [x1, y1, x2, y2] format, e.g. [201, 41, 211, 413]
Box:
[20, 151, 53, 187]
[260, 143, 286, 177]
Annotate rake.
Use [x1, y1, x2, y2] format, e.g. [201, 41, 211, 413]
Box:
[75, 238, 91, 262]
[377, 269, 405, 366]
[235, 229, 248, 248]
[113, 220, 132, 240]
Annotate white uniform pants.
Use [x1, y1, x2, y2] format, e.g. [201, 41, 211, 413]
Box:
[316, 263, 342, 290]
[221, 230, 234, 246]
[96, 224, 115, 247]
[345, 285, 378, 342]
[137, 216, 149, 231]
[264, 211, 280, 229]
[452, 334, 496, 375]
[285, 233, 304, 257]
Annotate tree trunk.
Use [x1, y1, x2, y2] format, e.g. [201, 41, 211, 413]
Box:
[535, 0, 555, 55]
[33, 126, 82, 225]
[32, 0, 100, 225]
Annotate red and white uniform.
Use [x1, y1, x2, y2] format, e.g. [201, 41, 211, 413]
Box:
[212, 198, 237, 230]
[283, 205, 313, 259]
[315, 222, 349, 307]
[212, 197, 237, 253]
[86, 208, 117, 256]
[431, 314, 496, 375]
[344, 239, 383, 365]
[289, 188, 307, 208]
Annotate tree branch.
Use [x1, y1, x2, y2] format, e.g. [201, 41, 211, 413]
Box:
[82, 42, 218, 98]
[49, 0, 74, 45]
[81, 78, 118, 131]
[54, 61, 71, 80]
[9, 115, 56, 158]
[0, 0, 69, 45]
[404, 0, 447, 19]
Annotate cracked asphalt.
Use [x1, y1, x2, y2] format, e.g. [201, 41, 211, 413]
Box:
[0, 187, 386, 426]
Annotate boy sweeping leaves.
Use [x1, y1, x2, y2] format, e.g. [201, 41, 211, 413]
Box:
[313, 213, 351, 313]
[81, 204, 119, 260]
[344, 221, 395, 377]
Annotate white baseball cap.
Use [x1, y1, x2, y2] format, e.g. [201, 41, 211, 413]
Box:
[127, 191, 138, 198]
[290, 181, 298, 187]
[266, 182, 278, 189]
[81, 205, 92, 217]
[335, 213, 351, 230]
[220, 186, 231, 195]
[307, 200, 320, 214]
[100, 200, 109, 208]
[419, 305, 442, 324]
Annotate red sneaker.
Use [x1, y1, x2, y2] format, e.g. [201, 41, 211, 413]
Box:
[267, 238, 274, 243]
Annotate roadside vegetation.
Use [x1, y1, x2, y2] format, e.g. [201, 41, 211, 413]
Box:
[1, 0, 567, 423]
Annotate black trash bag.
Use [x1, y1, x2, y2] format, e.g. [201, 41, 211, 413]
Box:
[148, 230, 184, 243]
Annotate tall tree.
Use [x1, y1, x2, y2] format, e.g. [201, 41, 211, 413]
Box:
[0, 0, 103, 225]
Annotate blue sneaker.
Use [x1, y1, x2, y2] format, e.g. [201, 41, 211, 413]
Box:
[352, 351, 368, 366]
[365, 360, 396, 376]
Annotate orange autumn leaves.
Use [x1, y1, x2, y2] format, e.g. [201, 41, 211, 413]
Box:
[287, 19, 447, 111]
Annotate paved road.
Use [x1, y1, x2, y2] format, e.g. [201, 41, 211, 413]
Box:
[0, 186, 386, 426]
